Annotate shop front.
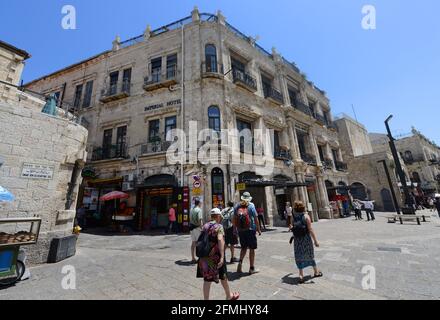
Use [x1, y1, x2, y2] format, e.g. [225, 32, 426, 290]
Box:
[136, 175, 190, 232]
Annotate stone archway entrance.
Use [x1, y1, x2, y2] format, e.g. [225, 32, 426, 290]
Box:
[381, 188, 395, 212]
[350, 182, 368, 201]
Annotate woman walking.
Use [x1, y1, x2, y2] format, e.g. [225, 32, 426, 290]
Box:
[197, 208, 240, 300]
[221, 202, 240, 263]
[290, 202, 322, 284]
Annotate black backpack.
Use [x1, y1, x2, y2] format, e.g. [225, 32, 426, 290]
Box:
[292, 214, 308, 238]
[196, 226, 212, 258]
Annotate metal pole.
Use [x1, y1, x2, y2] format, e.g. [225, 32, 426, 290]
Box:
[385, 115, 413, 212]
[180, 23, 185, 187]
[378, 160, 401, 214]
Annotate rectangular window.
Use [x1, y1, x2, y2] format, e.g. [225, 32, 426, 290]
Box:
[82, 80, 93, 108]
[116, 126, 127, 158]
[288, 88, 297, 106]
[53, 91, 61, 105]
[73, 84, 83, 108]
[165, 116, 177, 141]
[332, 149, 339, 163]
[318, 145, 325, 162]
[236, 119, 253, 154]
[261, 74, 272, 98]
[122, 68, 131, 93]
[151, 57, 162, 83]
[323, 112, 330, 125]
[109, 71, 119, 95]
[297, 132, 307, 158]
[273, 130, 281, 155]
[231, 57, 245, 73]
[149, 119, 160, 142]
[166, 54, 177, 79]
[103, 129, 113, 158]
[308, 101, 315, 117]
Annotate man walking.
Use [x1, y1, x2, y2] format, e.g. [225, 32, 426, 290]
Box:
[353, 200, 362, 220]
[234, 192, 262, 275]
[359, 199, 375, 221]
[190, 199, 203, 264]
[285, 202, 293, 227]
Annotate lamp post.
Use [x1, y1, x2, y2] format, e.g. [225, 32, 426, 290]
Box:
[385, 115, 414, 212]
[378, 160, 401, 214]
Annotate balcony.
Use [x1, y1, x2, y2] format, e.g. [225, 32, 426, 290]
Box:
[232, 68, 258, 92]
[91, 144, 128, 162]
[301, 153, 317, 166]
[201, 62, 224, 79]
[327, 122, 338, 131]
[293, 101, 313, 117]
[143, 65, 178, 91]
[100, 80, 131, 103]
[265, 87, 284, 105]
[274, 148, 292, 161]
[323, 158, 334, 170]
[315, 113, 328, 126]
[335, 161, 348, 171]
[141, 141, 172, 155]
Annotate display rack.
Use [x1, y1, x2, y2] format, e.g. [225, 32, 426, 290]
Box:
[0, 217, 42, 248]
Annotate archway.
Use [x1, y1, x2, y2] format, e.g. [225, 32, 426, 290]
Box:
[238, 171, 266, 221]
[350, 182, 368, 200]
[381, 188, 395, 212]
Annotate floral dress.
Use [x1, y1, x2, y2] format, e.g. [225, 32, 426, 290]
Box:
[293, 214, 316, 270]
[197, 221, 227, 283]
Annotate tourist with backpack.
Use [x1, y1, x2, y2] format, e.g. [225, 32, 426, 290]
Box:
[289, 201, 322, 284]
[190, 199, 203, 264]
[196, 208, 240, 300]
[221, 201, 240, 264]
[234, 192, 262, 275]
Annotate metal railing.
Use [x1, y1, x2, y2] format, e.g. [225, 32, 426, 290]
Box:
[323, 158, 334, 170]
[101, 80, 130, 99]
[274, 149, 292, 160]
[315, 113, 328, 125]
[301, 153, 317, 166]
[232, 68, 257, 91]
[140, 141, 172, 155]
[92, 143, 128, 161]
[202, 62, 224, 74]
[264, 86, 284, 104]
[294, 101, 313, 117]
[145, 65, 178, 85]
[335, 161, 348, 171]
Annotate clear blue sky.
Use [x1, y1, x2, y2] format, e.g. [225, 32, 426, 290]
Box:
[1, 0, 439, 143]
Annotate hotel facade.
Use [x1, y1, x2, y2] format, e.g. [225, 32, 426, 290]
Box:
[25, 9, 349, 229]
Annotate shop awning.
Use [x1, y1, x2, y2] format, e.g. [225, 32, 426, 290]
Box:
[242, 179, 308, 188]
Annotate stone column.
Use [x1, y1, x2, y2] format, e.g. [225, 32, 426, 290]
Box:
[308, 129, 321, 166]
[265, 186, 278, 227]
[316, 173, 332, 219]
[286, 118, 300, 161]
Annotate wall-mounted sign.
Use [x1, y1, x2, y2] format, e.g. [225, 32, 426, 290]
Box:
[21, 163, 55, 180]
[236, 183, 246, 191]
[144, 99, 181, 112]
[82, 167, 98, 179]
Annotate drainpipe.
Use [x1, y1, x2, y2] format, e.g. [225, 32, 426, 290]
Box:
[180, 23, 185, 187]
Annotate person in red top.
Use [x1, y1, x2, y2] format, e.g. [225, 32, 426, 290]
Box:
[167, 204, 177, 234]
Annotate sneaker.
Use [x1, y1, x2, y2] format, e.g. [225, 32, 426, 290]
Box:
[237, 263, 242, 273]
[249, 267, 260, 275]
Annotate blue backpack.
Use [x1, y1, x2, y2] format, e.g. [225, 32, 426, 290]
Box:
[292, 214, 308, 238]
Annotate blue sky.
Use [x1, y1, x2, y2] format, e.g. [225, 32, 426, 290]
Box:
[1, 0, 439, 143]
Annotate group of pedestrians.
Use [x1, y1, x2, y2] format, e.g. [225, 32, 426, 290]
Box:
[353, 199, 376, 221]
[190, 192, 322, 300]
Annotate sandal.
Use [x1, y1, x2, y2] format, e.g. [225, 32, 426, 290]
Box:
[229, 292, 240, 300]
[314, 272, 323, 278]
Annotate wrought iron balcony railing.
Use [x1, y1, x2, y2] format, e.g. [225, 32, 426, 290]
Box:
[232, 68, 258, 92]
[315, 113, 328, 125]
[294, 101, 313, 117]
[100, 80, 131, 103]
[92, 143, 128, 161]
[140, 141, 172, 155]
[274, 149, 292, 161]
[335, 160, 348, 171]
[301, 153, 317, 166]
[264, 86, 284, 105]
[144, 65, 178, 91]
[323, 158, 334, 170]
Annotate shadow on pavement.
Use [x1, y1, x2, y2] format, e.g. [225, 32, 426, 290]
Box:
[175, 260, 197, 267]
[281, 273, 314, 286]
[227, 271, 252, 282]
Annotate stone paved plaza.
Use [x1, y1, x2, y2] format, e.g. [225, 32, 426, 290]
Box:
[1, 210, 440, 300]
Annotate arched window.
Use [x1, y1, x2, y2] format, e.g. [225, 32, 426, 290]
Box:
[211, 168, 225, 209]
[205, 44, 217, 73]
[208, 106, 221, 132]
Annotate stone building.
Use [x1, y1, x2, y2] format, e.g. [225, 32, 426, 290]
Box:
[25, 8, 348, 228]
[0, 40, 88, 263]
[335, 115, 405, 211]
[370, 128, 440, 196]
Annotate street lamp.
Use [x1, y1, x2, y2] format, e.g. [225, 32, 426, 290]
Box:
[385, 115, 414, 213]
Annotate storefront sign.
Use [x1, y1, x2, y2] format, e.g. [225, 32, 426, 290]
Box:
[192, 188, 202, 196]
[21, 163, 54, 180]
[236, 183, 246, 191]
[144, 99, 181, 112]
[275, 188, 285, 195]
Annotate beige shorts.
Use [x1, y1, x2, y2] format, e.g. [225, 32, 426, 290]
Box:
[190, 228, 201, 242]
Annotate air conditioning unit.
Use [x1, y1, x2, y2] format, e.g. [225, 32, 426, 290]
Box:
[122, 181, 134, 191]
[124, 173, 134, 182]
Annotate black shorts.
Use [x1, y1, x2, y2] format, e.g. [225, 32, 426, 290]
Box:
[238, 229, 257, 250]
[225, 227, 238, 246]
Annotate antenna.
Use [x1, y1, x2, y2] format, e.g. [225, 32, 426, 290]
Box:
[351, 104, 359, 123]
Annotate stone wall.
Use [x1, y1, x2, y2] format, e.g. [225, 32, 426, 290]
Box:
[0, 93, 88, 264]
